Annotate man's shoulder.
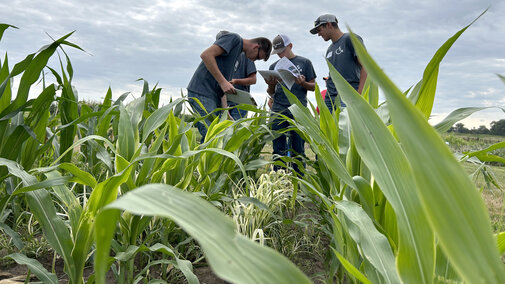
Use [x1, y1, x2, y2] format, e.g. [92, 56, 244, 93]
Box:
[216, 32, 242, 47]
[293, 55, 312, 63]
[342, 32, 363, 42]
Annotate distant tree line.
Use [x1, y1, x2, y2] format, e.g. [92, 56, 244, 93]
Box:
[449, 119, 505, 136]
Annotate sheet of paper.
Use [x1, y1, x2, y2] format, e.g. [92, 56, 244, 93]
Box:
[258, 69, 295, 89]
[274, 57, 301, 77]
[226, 89, 257, 106]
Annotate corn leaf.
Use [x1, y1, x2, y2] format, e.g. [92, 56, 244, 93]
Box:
[5, 253, 58, 284]
[330, 57, 435, 283]
[0, 223, 24, 250]
[498, 74, 505, 85]
[335, 200, 400, 283]
[95, 184, 312, 284]
[0, 53, 11, 113]
[0, 23, 18, 41]
[414, 10, 486, 119]
[331, 248, 372, 284]
[349, 23, 505, 282]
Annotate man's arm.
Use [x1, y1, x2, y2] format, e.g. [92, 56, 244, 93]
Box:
[230, 73, 257, 87]
[200, 44, 236, 94]
[295, 75, 316, 91]
[265, 76, 277, 109]
[356, 60, 367, 94]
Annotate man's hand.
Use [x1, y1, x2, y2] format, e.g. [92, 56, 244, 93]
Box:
[264, 76, 278, 86]
[220, 80, 236, 94]
[295, 75, 306, 86]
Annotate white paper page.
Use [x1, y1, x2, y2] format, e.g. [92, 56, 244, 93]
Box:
[274, 57, 301, 77]
[258, 70, 282, 81]
[278, 69, 295, 89]
[226, 89, 257, 106]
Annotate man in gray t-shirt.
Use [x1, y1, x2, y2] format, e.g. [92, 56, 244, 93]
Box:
[187, 33, 271, 141]
[215, 31, 257, 120]
[310, 14, 367, 111]
[228, 53, 257, 119]
[265, 34, 316, 175]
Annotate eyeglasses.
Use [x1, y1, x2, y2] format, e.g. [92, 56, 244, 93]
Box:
[256, 48, 261, 60]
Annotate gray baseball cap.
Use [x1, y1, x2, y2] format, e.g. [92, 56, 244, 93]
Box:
[271, 34, 291, 55]
[310, 14, 338, 34]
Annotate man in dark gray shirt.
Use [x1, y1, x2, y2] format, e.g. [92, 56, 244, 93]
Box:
[228, 53, 257, 120]
[187, 32, 271, 141]
[215, 31, 257, 120]
[265, 34, 316, 175]
[310, 14, 367, 111]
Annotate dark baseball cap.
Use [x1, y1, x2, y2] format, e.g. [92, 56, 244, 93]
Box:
[310, 14, 338, 34]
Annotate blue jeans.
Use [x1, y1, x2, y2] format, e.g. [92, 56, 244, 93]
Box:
[325, 94, 346, 113]
[228, 101, 248, 120]
[188, 90, 220, 142]
[270, 110, 305, 175]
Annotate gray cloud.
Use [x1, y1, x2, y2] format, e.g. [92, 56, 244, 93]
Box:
[0, 0, 503, 128]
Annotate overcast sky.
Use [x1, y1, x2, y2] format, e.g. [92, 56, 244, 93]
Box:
[1, 0, 504, 128]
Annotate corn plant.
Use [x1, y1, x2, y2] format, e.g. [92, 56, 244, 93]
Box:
[280, 9, 505, 284]
[94, 183, 312, 284]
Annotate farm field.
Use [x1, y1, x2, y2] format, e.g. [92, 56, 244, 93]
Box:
[1, 15, 505, 284]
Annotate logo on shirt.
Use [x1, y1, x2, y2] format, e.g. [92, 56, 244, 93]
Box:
[336, 46, 343, 55]
[234, 60, 239, 72]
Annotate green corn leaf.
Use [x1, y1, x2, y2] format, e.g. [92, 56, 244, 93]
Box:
[0, 223, 24, 250]
[287, 103, 355, 188]
[142, 97, 185, 142]
[2, 32, 77, 117]
[329, 54, 435, 283]
[118, 104, 136, 161]
[0, 54, 34, 111]
[25, 189, 77, 282]
[11, 176, 71, 195]
[4, 253, 58, 284]
[496, 232, 505, 254]
[434, 245, 461, 284]
[112, 243, 198, 284]
[0, 23, 18, 41]
[414, 9, 487, 119]
[470, 153, 505, 165]
[51, 135, 117, 166]
[0, 53, 11, 113]
[331, 248, 372, 284]
[59, 77, 79, 163]
[0, 125, 31, 161]
[0, 158, 36, 184]
[44, 171, 82, 237]
[349, 18, 505, 283]
[352, 176, 374, 218]
[434, 107, 504, 133]
[58, 162, 97, 187]
[126, 96, 145, 140]
[335, 200, 400, 283]
[95, 184, 311, 284]
[498, 74, 505, 85]
[21, 84, 56, 169]
[465, 141, 505, 158]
